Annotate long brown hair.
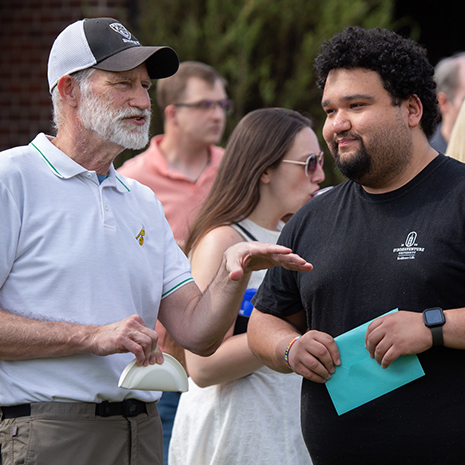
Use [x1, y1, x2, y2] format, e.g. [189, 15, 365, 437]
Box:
[184, 107, 313, 254]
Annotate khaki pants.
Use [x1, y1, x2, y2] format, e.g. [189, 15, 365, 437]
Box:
[0, 402, 162, 465]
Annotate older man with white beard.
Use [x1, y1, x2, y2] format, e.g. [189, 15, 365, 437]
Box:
[0, 18, 312, 465]
[62, 67, 152, 150]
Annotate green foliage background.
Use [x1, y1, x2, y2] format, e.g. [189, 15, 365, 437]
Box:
[117, 0, 400, 186]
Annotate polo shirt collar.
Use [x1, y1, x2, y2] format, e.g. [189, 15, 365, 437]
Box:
[30, 133, 130, 193]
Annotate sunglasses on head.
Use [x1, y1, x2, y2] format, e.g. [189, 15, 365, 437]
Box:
[281, 151, 324, 176]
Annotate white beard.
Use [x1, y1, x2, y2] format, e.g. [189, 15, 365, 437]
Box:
[78, 86, 151, 150]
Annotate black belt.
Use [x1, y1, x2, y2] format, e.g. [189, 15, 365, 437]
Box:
[1, 399, 147, 419]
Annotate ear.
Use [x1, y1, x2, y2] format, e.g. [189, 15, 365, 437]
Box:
[437, 91, 449, 113]
[164, 104, 177, 124]
[406, 94, 423, 128]
[260, 169, 272, 184]
[56, 75, 80, 108]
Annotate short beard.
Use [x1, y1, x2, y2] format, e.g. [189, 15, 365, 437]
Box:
[329, 110, 413, 189]
[332, 135, 371, 184]
[78, 83, 151, 150]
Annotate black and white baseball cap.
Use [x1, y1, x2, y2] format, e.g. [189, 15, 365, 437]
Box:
[47, 18, 179, 93]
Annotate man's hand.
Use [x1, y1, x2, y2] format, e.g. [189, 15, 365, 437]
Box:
[87, 314, 163, 367]
[287, 330, 341, 383]
[224, 242, 313, 282]
[365, 311, 432, 369]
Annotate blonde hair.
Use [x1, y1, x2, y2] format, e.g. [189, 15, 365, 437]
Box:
[446, 100, 465, 162]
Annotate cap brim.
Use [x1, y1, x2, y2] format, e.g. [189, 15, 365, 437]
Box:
[93, 46, 179, 79]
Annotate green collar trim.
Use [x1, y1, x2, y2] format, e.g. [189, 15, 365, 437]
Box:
[115, 175, 130, 192]
[31, 142, 64, 178]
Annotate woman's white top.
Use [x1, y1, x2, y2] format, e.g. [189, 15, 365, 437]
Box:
[168, 218, 312, 464]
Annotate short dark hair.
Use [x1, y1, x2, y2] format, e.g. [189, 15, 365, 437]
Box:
[314, 27, 439, 138]
[156, 61, 226, 112]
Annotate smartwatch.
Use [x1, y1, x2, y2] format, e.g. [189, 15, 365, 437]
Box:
[422, 307, 446, 346]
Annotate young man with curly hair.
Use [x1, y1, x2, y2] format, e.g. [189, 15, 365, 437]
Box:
[249, 26, 465, 464]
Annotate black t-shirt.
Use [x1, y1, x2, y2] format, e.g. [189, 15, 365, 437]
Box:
[254, 154, 465, 464]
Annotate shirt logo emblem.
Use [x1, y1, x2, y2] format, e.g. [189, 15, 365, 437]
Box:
[405, 231, 417, 247]
[393, 231, 425, 261]
[136, 227, 145, 246]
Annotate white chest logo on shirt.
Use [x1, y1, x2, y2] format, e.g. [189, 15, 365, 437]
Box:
[136, 227, 145, 246]
[393, 231, 425, 261]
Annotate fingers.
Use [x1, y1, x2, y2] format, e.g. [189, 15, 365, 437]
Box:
[127, 326, 163, 366]
[366, 329, 393, 368]
[226, 242, 313, 281]
[365, 316, 396, 368]
[290, 331, 341, 383]
[90, 315, 162, 366]
[365, 318, 383, 358]
[365, 311, 431, 369]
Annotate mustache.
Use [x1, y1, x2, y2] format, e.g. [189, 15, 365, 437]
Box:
[116, 108, 151, 120]
[331, 131, 361, 147]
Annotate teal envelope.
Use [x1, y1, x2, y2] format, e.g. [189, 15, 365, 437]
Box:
[325, 309, 425, 415]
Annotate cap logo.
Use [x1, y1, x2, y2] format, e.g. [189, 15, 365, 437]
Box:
[109, 23, 132, 39]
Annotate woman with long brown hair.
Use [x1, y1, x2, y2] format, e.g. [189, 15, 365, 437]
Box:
[169, 108, 325, 464]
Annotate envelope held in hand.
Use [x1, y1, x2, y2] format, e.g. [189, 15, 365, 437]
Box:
[325, 309, 425, 415]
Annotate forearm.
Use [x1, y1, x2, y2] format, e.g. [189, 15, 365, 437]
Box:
[160, 241, 312, 356]
[443, 308, 465, 349]
[185, 333, 263, 387]
[0, 309, 94, 360]
[248, 310, 302, 373]
[193, 265, 250, 351]
[0, 309, 161, 365]
[161, 266, 250, 356]
[189, 240, 312, 354]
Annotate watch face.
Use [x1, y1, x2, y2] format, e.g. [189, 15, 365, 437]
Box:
[425, 308, 445, 326]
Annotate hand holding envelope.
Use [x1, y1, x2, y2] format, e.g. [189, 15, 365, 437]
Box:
[365, 308, 434, 368]
[325, 309, 425, 415]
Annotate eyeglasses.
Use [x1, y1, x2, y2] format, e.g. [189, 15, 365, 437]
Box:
[281, 152, 324, 177]
[174, 99, 234, 114]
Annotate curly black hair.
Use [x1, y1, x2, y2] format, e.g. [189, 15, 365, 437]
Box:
[314, 27, 439, 138]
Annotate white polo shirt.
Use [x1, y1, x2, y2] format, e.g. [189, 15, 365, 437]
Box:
[0, 133, 193, 405]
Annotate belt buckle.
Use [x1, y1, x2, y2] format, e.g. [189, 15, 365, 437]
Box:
[123, 399, 139, 417]
[97, 401, 111, 417]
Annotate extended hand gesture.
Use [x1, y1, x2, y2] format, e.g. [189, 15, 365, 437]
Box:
[224, 242, 313, 281]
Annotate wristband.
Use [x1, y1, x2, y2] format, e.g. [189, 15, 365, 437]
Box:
[284, 336, 302, 370]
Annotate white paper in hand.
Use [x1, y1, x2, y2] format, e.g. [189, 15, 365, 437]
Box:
[118, 353, 188, 392]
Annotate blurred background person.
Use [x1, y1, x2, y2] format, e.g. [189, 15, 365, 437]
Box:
[169, 107, 324, 465]
[446, 99, 465, 162]
[118, 60, 230, 464]
[118, 60, 229, 249]
[430, 52, 465, 153]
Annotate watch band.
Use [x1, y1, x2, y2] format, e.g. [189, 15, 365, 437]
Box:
[431, 326, 444, 346]
[423, 307, 445, 347]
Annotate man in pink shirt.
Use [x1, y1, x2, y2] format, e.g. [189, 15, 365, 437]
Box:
[118, 61, 230, 463]
[119, 61, 229, 247]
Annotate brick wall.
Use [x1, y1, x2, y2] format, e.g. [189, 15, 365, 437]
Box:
[0, 0, 135, 151]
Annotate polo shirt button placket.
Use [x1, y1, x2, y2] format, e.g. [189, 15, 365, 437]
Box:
[100, 189, 115, 228]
